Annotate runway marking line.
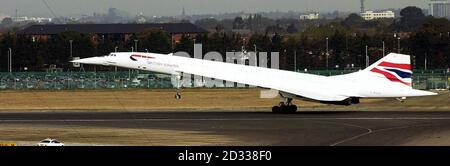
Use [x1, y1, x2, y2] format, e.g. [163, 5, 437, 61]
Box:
[2, 117, 450, 122]
[304, 120, 374, 146]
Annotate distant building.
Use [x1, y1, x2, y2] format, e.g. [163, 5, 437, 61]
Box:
[360, 11, 395, 20]
[108, 8, 129, 18]
[136, 12, 146, 24]
[299, 13, 319, 20]
[17, 23, 208, 43]
[0, 13, 8, 21]
[14, 16, 52, 23]
[429, 0, 450, 18]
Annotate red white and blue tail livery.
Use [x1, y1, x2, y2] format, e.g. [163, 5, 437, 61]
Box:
[333, 53, 435, 98]
[367, 53, 412, 87]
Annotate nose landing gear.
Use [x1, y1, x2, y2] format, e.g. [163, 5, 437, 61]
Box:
[174, 74, 182, 100]
[175, 91, 181, 100]
[272, 96, 297, 113]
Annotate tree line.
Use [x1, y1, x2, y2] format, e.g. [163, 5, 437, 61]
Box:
[0, 7, 449, 72]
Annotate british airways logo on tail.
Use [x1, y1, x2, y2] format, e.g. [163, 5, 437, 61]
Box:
[370, 61, 412, 86]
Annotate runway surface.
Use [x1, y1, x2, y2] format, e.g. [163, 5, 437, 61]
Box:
[2, 110, 450, 146]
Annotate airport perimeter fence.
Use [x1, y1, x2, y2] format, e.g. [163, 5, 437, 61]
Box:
[0, 69, 448, 90]
[0, 71, 174, 90]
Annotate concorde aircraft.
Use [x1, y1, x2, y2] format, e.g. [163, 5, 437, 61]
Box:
[72, 52, 437, 113]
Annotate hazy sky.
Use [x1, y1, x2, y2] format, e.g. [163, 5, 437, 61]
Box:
[0, 0, 428, 17]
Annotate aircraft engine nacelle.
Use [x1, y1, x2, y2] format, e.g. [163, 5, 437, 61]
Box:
[279, 91, 360, 106]
[320, 97, 360, 106]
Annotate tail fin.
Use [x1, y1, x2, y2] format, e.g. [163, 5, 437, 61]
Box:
[363, 53, 412, 87]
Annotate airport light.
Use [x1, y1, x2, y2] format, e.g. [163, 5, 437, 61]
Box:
[134, 40, 138, 52]
[253, 44, 257, 66]
[171, 35, 174, 53]
[365, 45, 369, 68]
[69, 40, 73, 59]
[326, 37, 329, 71]
[231, 50, 235, 64]
[114, 46, 118, 74]
[397, 37, 401, 53]
[145, 49, 149, 53]
[294, 50, 297, 72]
[382, 41, 385, 57]
[282, 49, 287, 69]
[8, 48, 12, 73]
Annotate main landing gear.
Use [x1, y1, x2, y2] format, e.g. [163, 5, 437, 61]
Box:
[174, 74, 182, 100]
[272, 95, 297, 113]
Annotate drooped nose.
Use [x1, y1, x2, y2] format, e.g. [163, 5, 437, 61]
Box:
[71, 57, 105, 65]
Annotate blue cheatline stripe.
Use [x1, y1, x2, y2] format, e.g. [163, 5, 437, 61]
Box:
[385, 68, 412, 79]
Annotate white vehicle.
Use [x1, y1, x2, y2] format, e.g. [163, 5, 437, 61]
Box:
[72, 52, 437, 113]
[37, 138, 64, 146]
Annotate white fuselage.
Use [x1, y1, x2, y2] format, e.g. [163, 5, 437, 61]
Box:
[74, 52, 436, 103]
